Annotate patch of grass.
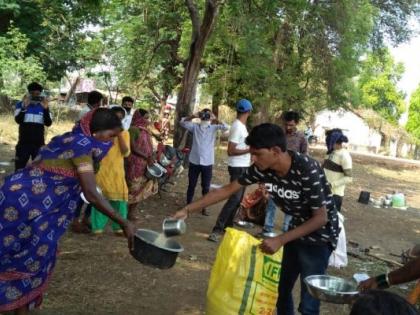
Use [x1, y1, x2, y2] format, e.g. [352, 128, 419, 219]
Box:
[366, 165, 419, 184]
[0, 114, 75, 145]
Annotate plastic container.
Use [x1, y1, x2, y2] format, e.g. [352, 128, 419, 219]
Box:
[392, 193, 405, 208]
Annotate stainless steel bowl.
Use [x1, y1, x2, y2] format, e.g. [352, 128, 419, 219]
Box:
[145, 163, 164, 179]
[262, 232, 279, 238]
[162, 219, 186, 237]
[304, 275, 359, 304]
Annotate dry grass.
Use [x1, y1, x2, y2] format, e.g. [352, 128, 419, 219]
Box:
[0, 114, 75, 145]
[366, 166, 420, 184]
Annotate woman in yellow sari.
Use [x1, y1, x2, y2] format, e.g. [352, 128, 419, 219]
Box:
[91, 106, 131, 234]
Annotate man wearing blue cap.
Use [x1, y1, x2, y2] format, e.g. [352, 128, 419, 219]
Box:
[208, 99, 252, 242]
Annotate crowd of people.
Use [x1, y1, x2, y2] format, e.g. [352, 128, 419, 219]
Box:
[0, 83, 418, 314]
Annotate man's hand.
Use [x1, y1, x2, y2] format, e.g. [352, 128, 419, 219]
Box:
[172, 208, 189, 220]
[358, 277, 378, 291]
[41, 97, 49, 109]
[259, 235, 286, 254]
[22, 95, 30, 108]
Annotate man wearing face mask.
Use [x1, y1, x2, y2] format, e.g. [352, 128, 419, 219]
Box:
[180, 109, 228, 216]
[14, 82, 52, 170]
[121, 96, 135, 130]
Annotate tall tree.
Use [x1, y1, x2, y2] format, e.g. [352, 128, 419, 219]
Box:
[174, 0, 224, 147]
[357, 49, 405, 124]
[0, 26, 45, 99]
[203, 0, 374, 116]
[95, 0, 187, 108]
[0, 0, 103, 80]
[406, 84, 420, 139]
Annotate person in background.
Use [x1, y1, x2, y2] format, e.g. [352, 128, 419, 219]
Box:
[91, 106, 130, 235]
[283, 111, 308, 155]
[121, 96, 135, 130]
[160, 110, 171, 141]
[79, 90, 104, 119]
[323, 128, 352, 212]
[72, 90, 105, 233]
[126, 109, 157, 221]
[0, 108, 135, 314]
[350, 290, 418, 315]
[261, 110, 308, 235]
[207, 99, 252, 242]
[173, 123, 339, 315]
[14, 82, 52, 170]
[180, 109, 228, 216]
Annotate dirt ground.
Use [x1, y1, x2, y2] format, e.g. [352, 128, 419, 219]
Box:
[1, 140, 419, 315]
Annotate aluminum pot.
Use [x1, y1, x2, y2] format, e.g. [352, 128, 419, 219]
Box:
[304, 275, 359, 304]
[145, 163, 164, 180]
[130, 229, 183, 269]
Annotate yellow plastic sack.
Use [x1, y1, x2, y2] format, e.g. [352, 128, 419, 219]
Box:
[206, 228, 283, 315]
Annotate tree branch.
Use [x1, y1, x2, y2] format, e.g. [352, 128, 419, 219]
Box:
[148, 83, 163, 102]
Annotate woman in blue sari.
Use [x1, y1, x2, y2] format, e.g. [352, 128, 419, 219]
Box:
[0, 108, 136, 314]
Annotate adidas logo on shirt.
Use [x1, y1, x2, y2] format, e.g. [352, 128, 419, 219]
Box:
[265, 183, 300, 200]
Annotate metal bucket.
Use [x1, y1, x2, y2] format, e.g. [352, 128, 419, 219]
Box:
[130, 229, 183, 269]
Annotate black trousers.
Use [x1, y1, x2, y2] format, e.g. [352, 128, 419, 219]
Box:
[15, 143, 42, 170]
[333, 194, 343, 212]
[186, 163, 213, 204]
[212, 166, 247, 233]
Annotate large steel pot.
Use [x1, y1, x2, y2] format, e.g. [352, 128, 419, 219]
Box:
[304, 275, 359, 304]
[130, 229, 183, 269]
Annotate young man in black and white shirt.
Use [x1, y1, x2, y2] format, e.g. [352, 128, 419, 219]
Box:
[173, 123, 339, 315]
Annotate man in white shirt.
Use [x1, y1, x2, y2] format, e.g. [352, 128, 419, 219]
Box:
[121, 96, 135, 130]
[208, 99, 253, 242]
[180, 109, 228, 215]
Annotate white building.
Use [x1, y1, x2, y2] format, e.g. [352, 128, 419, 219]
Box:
[313, 108, 382, 154]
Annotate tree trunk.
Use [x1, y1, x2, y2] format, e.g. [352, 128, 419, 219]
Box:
[64, 76, 80, 104]
[212, 90, 222, 117]
[173, 0, 222, 148]
[0, 94, 11, 113]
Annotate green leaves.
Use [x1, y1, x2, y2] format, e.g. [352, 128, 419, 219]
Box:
[0, 26, 46, 98]
[406, 85, 420, 140]
[357, 49, 406, 124]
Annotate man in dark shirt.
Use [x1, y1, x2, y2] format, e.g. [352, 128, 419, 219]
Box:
[263, 110, 309, 234]
[14, 82, 52, 170]
[173, 123, 338, 315]
[284, 110, 308, 154]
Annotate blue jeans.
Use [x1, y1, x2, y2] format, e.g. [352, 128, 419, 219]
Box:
[186, 163, 213, 204]
[263, 197, 277, 232]
[282, 214, 292, 232]
[277, 241, 332, 315]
